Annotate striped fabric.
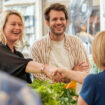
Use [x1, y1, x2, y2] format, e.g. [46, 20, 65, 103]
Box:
[30, 33, 90, 81]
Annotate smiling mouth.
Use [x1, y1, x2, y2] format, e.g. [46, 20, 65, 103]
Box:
[12, 32, 21, 35]
[55, 25, 64, 29]
[56, 27, 63, 31]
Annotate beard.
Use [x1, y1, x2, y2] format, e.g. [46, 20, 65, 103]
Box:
[49, 26, 66, 36]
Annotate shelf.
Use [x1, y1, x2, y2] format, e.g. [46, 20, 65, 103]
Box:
[4, 0, 36, 6]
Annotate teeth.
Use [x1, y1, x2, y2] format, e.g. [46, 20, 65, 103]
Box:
[13, 32, 20, 34]
[56, 27, 63, 30]
[56, 26, 63, 28]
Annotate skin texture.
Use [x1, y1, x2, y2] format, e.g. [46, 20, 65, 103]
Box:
[4, 14, 23, 53]
[77, 96, 88, 105]
[46, 10, 69, 41]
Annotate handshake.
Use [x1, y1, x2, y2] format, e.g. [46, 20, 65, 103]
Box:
[42, 62, 89, 84]
[43, 65, 70, 83]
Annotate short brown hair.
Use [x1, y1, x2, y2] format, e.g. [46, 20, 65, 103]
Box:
[92, 31, 105, 69]
[44, 3, 68, 21]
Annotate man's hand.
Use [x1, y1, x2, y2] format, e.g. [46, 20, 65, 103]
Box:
[43, 66, 67, 83]
[51, 68, 69, 83]
[73, 62, 90, 72]
[43, 65, 64, 81]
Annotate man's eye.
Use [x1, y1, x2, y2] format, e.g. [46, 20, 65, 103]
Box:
[53, 18, 57, 21]
[60, 18, 65, 20]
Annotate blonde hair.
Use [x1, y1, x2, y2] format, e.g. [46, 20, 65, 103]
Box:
[92, 31, 105, 69]
[0, 10, 24, 47]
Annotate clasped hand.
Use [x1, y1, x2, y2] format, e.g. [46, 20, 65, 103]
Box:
[44, 65, 69, 83]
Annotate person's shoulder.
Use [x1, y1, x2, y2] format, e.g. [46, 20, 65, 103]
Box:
[65, 33, 82, 42]
[84, 74, 96, 85]
[32, 35, 49, 47]
[65, 34, 84, 47]
[0, 42, 2, 46]
[0, 43, 8, 53]
[15, 49, 24, 57]
[0, 42, 5, 48]
[34, 35, 48, 43]
[37, 35, 49, 42]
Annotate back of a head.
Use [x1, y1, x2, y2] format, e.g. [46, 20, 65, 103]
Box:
[92, 31, 105, 69]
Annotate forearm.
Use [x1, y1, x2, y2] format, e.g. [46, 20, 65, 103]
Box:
[25, 61, 43, 73]
[77, 96, 88, 105]
[66, 71, 88, 84]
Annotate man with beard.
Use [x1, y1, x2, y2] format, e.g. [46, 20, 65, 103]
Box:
[31, 3, 90, 83]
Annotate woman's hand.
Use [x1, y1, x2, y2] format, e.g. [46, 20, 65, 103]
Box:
[43, 65, 64, 82]
[51, 68, 88, 84]
[51, 68, 69, 82]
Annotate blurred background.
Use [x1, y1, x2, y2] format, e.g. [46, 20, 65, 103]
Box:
[0, 0, 102, 57]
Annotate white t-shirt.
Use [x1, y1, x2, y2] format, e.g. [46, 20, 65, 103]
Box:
[49, 39, 70, 70]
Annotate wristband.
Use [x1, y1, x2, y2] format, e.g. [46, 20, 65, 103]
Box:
[40, 64, 45, 73]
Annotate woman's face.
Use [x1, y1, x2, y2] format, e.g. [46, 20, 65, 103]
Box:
[3, 14, 23, 44]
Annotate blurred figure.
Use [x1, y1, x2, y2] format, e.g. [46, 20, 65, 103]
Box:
[77, 24, 93, 44]
[0, 71, 42, 105]
[89, 11, 100, 36]
[77, 24, 94, 54]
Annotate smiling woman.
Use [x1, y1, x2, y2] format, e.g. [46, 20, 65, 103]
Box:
[0, 10, 62, 83]
[3, 12, 23, 52]
[0, 10, 24, 49]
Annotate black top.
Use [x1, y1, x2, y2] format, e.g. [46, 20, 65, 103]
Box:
[0, 42, 32, 83]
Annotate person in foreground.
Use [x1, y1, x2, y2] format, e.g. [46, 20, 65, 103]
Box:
[77, 31, 105, 105]
[31, 3, 90, 83]
[0, 10, 59, 83]
[0, 71, 42, 105]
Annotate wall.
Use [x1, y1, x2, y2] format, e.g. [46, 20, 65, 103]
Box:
[0, 0, 3, 13]
[93, 0, 100, 6]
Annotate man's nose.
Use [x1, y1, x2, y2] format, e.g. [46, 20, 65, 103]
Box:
[56, 19, 62, 24]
